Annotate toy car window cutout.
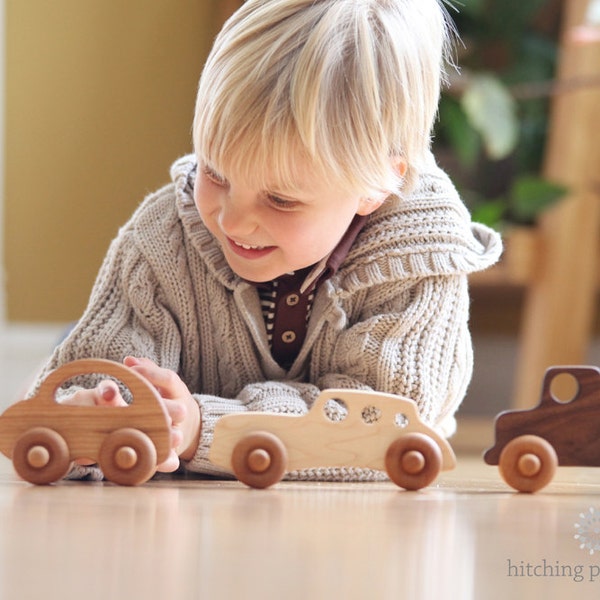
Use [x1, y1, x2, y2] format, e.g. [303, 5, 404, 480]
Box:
[361, 405, 382, 424]
[549, 371, 579, 403]
[323, 398, 348, 422]
[47, 370, 135, 406]
[394, 413, 409, 428]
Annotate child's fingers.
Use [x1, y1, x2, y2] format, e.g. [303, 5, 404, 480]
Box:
[61, 380, 126, 407]
[163, 398, 187, 426]
[61, 388, 97, 407]
[96, 380, 127, 406]
[123, 356, 199, 464]
[124, 356, 188, 398]
[155, 423, 185, 472]
[156, 449, 181, 473]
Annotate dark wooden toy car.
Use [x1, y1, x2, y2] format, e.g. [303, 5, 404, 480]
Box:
[210, 388, 456, 489]
[0, 359, 171, 485]
[484, 365, 600, 492]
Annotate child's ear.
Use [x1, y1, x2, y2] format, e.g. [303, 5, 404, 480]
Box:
[392, 156, 408, 177]
[357, 195, 386, 216]
[393, 156, 408, 178]
[356, 157, 408, 216]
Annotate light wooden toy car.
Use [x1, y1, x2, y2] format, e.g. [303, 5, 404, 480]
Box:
[484, 365, 600, 492]
[209, 388, 456, 489]
[0, 359, 171, 486]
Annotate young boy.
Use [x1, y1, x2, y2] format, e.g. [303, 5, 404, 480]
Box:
[30, 0, 501, 480]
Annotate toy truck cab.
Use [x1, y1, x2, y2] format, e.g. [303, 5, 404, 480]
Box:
[210, 388, 455, 489]
[484, 365, 600, 492]
[0, 359, 171, 485]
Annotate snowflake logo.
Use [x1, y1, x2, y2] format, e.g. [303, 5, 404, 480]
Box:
[574, 507, 600, 555]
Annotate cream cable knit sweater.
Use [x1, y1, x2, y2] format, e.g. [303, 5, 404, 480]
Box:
[35, 154, 501, 481]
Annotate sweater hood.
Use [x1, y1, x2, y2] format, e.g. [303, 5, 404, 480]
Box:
[338, 165, 502, 292]
[170, 155, 502, 292]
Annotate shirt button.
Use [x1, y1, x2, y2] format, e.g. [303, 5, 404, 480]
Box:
[282, 330, 297, 344]
[286, 293, 300, 307]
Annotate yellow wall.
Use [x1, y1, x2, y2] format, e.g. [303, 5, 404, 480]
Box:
[4, 1, 225, 321]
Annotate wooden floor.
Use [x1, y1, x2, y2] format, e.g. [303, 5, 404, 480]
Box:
[1, 455, 600, 599]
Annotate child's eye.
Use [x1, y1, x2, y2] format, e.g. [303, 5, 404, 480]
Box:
[203, 165, 228, 187]
[267, 194, 299, 211]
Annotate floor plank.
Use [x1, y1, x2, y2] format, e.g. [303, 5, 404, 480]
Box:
[1, 455, 600, 599]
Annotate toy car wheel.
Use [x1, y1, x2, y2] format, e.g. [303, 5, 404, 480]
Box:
[385, 432, 443, 490]
[231, 431, 287, 489]
[99, 428, 157, 486]
[498, 434, 558, 493]
[13, 427, 71, 484]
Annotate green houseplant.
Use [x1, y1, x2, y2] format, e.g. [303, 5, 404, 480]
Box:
[435, 0, 567, 230]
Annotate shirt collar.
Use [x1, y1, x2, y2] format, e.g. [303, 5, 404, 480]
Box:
[257, 213, 369, 295]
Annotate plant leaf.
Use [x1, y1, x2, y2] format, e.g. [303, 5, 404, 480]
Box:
[509, 175, 567, 223]
[452, 0, 486, 17]
[461, 74, 519, 160]
[438, 97, 481, 168]
[470, 198, 506, 229]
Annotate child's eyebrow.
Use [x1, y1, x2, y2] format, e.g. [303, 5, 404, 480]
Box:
[265, 182, 311, 202]
[202, 158, 309, 199]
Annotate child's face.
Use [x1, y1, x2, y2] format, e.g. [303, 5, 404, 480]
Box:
[194, 160, 383, 282]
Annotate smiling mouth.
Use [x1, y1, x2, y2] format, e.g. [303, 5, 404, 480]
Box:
[227, 237, 276, 258]
[232, 240, 266, 250]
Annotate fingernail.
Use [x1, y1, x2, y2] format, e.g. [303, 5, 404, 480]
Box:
[100, 384, 115, 402]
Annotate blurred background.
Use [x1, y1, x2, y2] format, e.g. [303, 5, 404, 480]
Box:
[1, 0, 599, 450]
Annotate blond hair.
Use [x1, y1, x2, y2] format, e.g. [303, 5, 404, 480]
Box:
[193, 0, 453, 197]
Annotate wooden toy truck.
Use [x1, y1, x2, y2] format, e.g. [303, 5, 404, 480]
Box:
[210, 388, 456, 489]
[0, 359, 171, 486]
[484, 366, 600, 492]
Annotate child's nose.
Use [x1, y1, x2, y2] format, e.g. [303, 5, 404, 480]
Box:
[217, 194, 258, 237]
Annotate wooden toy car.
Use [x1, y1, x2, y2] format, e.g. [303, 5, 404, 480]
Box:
[0, 359, 171, 486]
[209, 388, 456, 489]
[484, 365, 600, 492]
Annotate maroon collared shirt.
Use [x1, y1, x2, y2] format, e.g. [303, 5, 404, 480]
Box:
[256, 214, 368, 369]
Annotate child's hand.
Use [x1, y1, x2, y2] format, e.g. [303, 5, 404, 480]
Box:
[123, 356, 201, 471]
[61, 359, 201, 473]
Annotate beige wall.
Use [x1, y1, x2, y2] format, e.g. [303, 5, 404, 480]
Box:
[0, 0, 5, 320]
[4, 1, 224, 321]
